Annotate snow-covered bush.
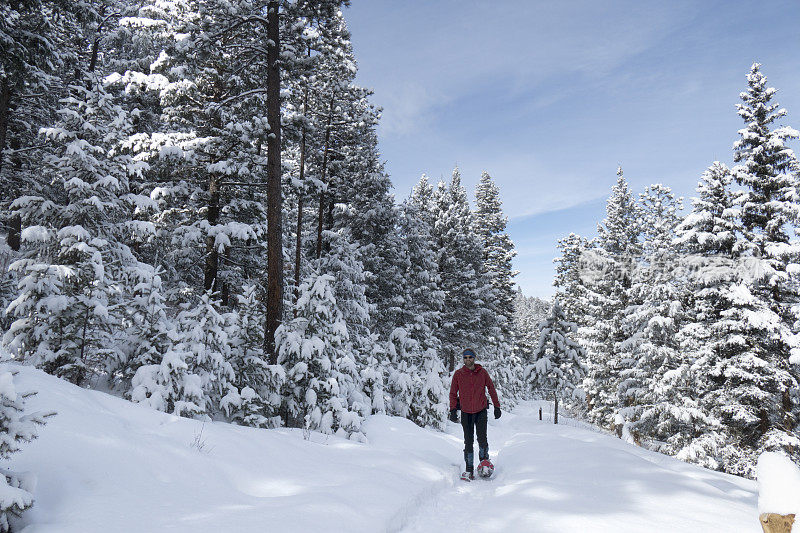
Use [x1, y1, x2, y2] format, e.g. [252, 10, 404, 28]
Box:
[277, 273, 363, 439]
[224, 285, 284, 428]
[0, 367, 50, 532]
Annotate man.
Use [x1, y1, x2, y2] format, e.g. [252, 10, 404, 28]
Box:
[449, 348, 501, 480]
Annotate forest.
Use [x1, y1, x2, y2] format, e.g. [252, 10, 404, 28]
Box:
[1, 0, 799, 527]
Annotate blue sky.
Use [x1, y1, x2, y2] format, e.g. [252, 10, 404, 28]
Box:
[344, 0, 800, 298]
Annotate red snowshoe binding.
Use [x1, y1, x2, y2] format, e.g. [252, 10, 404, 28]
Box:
[477, 459, 494, 478]
[460, 470, 475, 481]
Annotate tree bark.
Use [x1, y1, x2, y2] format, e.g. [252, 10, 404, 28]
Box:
[264, 0, 283, 365]
[315, 92, 334, 259]
[0, 79, 10, 176]
[293, 83, 309, 309]
[554, 392, 559, 424]
[0, 79, 20, 251]
[203, 173, 221, 293]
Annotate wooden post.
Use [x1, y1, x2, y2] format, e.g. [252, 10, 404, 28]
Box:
[760, 513, 795, 533]
[539, 407, 542, 421]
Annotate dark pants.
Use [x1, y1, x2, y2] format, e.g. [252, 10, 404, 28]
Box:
[461, 408, 488, 471]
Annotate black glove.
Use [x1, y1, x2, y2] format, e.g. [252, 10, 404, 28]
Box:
[449, 409, 458, 423]
[494, 406, 501, 419]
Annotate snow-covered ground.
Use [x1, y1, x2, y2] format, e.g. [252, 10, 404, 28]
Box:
[13, 364, 758, 532]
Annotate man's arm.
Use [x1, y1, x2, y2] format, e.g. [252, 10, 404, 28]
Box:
[449, 372, 459, 411]
[485, 370, 500, 408]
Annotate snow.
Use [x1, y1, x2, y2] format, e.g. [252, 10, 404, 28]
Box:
[12, 365, 759, 532]
[757, 452, 800, 516]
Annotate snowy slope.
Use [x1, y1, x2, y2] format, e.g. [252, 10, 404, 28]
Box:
[12, 364, 758, 533]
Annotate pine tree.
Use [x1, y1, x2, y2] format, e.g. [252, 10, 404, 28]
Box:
[474, 171, 518, 387]
[4, 74, 141, 384]
[277, 273, 362, 437]
[118, 265, 173, 389]
[553, 232, 594, 335]
[616, 185, 706, 450]
[583, 167, 641, 429]
[525, 300, 587, 420]
[224, 284, 284, 428]
[732, 63, 800, 253]
[433, 168, 487, 370]
[0, 368, 49, 532]
[177, 292, 236, 416]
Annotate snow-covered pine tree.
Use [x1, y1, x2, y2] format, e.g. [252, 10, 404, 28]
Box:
[4, 74, 141, 385]
[398, 199, 444, 357]
[616, 185, 706, 451]
[119, 0, 272, 300]
[474, 171, 518, 392]
[224, 284, 284, 428]
[433, 168, 488, 371]
[732, 63, 800, 255]
[724, 64, 800, 473]
[511, 291, 550, 401]
[276, 273, 363, 438]
[177, 292, 236, 416]
[582, 167, 641, 429]
[118, 264, 173, 389]
[409, 347, 448, 430]
[316, 227, 373, 421]
[673, 161, 740, 469]
[554, 233, 592, 327]
[395, 199, 448, 427]
[385, 327, 420, 419]
[525, 300, 587, 421]
[129, 342, 206, 419]
[133, 290, 235, 420]
[0, 367, 50, 532]
[0, 0, 80, 256]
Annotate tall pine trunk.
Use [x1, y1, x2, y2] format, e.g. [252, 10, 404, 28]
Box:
[264, 0, 283, 365]
[554, 391, 559, 425]
[294, 84, 309, 308]
[0, 79, 20, 251]
[204, 173, 221, 292]
[315, 92, 334, 259]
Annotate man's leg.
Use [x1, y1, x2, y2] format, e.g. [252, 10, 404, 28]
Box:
[461, 411, 475, 472]
[476, 408, 489, 461]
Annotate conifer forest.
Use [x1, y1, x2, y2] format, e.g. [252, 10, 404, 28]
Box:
[1, 1, 800, 530]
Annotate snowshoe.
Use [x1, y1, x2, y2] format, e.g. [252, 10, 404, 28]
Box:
[477, 459, 494, 478]
[460, 470, 475, 482]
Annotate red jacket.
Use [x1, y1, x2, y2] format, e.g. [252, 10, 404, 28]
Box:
[449, 364, 500, 414]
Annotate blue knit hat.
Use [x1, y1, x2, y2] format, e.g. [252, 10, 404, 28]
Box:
[462, 348, 476, 358]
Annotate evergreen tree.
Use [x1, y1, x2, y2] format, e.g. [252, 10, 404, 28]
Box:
[525, 300, 587, 417]
[474, 171, 518, 386]
[4, 74, 140, 384]
[0, 368, 49, 532]
[276, 273, 362, 438]
[732, 63, 800, 253]
[118, 265, 173, 389]
[553, 232, 594, 347]
[583, 167, 641, 429]
[224, 284, 284, 428]
[616, 185, 705, 450]
[433, 168, 487, 370]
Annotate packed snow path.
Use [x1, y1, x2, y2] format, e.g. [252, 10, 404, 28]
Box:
[398, 403, 757, 532]
[14, 365, 758, 532]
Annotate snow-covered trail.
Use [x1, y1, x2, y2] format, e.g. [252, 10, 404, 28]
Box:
[13, 365, 759, 532]
[400, 403, 758, 533]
